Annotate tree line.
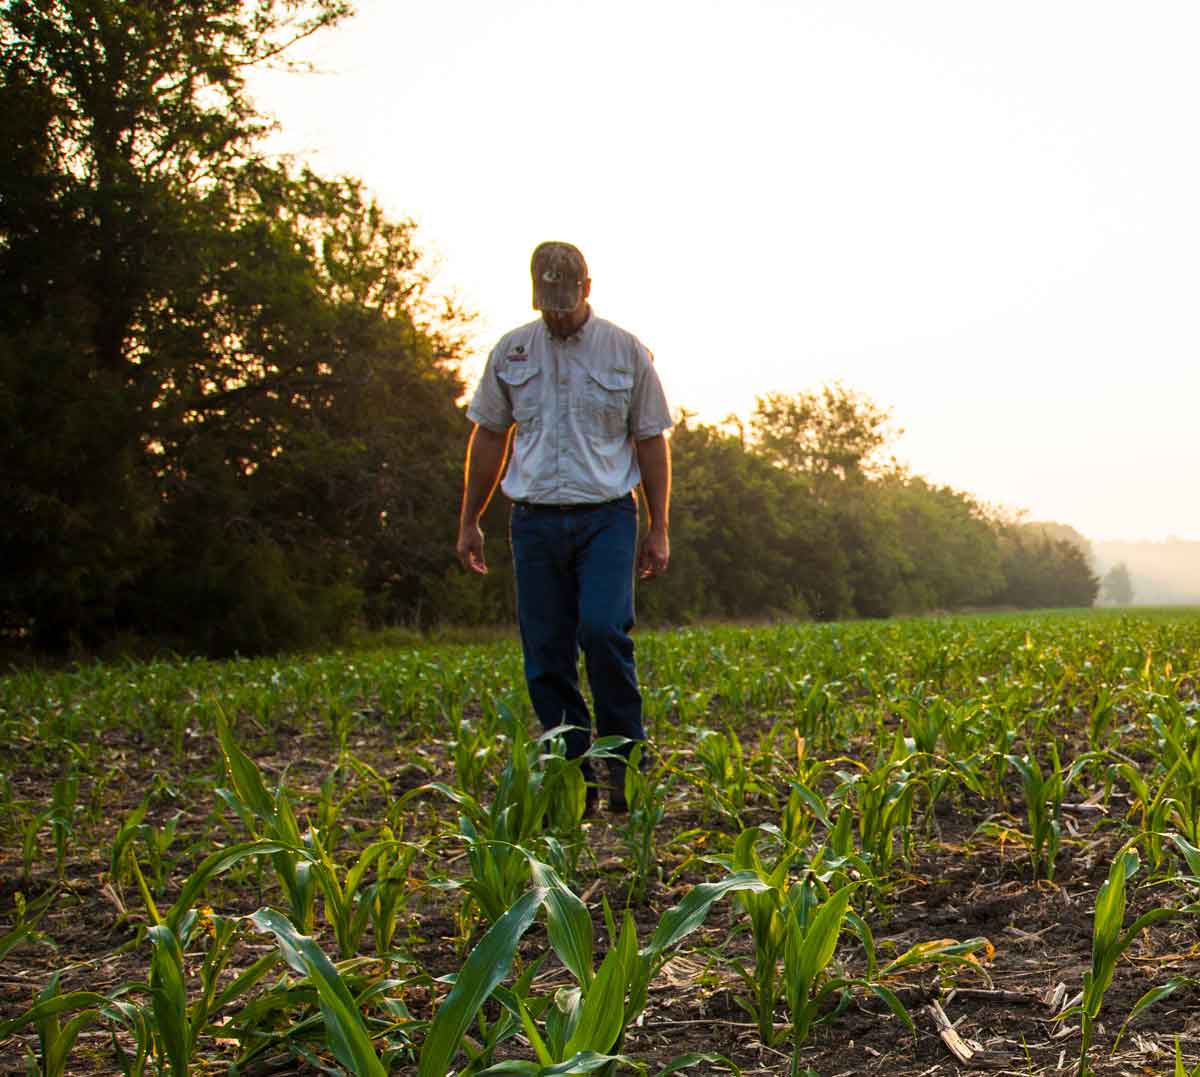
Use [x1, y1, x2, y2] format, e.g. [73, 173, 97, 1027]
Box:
[0, 1, 1097, 657]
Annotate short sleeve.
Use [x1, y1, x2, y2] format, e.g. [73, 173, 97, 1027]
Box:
[628, 340, 673, 439]
[466, 343, 514, 432]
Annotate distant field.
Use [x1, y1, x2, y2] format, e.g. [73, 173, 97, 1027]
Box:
[2, 609, 1199, 1075]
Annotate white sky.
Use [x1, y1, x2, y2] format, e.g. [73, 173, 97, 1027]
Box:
[250, 0, 1200, 543]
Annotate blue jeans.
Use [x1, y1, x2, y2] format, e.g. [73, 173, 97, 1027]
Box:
[510, 496, 644, 777]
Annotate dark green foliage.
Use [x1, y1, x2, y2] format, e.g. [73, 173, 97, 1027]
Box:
[995, 528, 1100, 609]
[0, 3, 1098, 652]
[641, 397, 1083, 626]
[1, 0, 467, 653]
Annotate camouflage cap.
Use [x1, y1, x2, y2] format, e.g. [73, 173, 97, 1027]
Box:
[531, 241, 588, 312]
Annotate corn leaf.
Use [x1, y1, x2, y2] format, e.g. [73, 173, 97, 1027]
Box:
[148, 925, 190, 1077]
[644, 871, 769, 961]
[563, 908, 637, 1058]
[791, 883, 854, 997]
[529, 858, 593, 989]
[1113, 978, 1187, 1051]
[166, 840, 291, 936]
[248, 908, 386, 1077]
[418, 887, 546, 1077]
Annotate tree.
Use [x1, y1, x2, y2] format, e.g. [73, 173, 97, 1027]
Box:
[749, 383, 899, 482]
[1, 1, 468, 652]
[1100, 562, 1134, 606]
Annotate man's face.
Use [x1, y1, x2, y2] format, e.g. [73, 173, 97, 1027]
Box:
[540, 278, 591, 335]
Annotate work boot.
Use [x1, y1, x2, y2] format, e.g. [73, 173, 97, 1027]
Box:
[607, 759, 630, 814]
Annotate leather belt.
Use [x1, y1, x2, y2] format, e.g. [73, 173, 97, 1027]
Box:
[512, 495, 630, 512]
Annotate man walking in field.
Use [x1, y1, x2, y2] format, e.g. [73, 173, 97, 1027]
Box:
[456, 241, 672, 813]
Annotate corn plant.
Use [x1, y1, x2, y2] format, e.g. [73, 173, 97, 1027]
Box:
[1112, 755, 1173, 870]
[417, 885, 548, 1077]
[449, 711, 503, 803]
[302, 825, 417, 958]
[616, 743, 667, 905]
[1004, 743, 1066, 880]
[1149, 701, 1200, 847]
[214, 707, 315, 932]
[1069, 846, 1187, 1076]
[780, 880, 910, 1076]
[250, 907, 388, 1076]
[830, 730, 922, 882]
[0, 889, 56, 964]
[48, 775, 79, 882]
[420, 863, 768, 1076]
[365, 825, 420, 967]
[719, 825, 809, 1046]
[694, 725, 769, 825]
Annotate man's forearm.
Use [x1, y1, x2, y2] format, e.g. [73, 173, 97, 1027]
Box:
[636, 434, 671, 533]
[461, 424, 511, 525]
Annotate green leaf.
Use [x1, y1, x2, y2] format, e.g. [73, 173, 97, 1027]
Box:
[529, 858, 593, 989]
[479, 1052, 632, 1075]
[644, 871, 769, 962]
[563, 909, 637, 1058]
[0, 991, 110, 1042]
[791, 883, 854, 996]
[148, 925, 190, 1076]
[248, 908, 386, 1077]
[166, 839, 293, 935]
[418, 887, 547, 1077]
[1113, 979, 1187, 1051]
[866, 982, 915, 1031]
[655, 1052, 742, 1075]
[1172, 834, 1200, 876]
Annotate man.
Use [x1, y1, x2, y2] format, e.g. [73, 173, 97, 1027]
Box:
[456, 241, 672, 813]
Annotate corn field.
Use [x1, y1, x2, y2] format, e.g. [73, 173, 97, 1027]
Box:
[2, 609, 1200, 1075]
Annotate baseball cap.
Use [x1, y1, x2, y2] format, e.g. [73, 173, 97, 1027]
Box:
[531, 241, 588, 312]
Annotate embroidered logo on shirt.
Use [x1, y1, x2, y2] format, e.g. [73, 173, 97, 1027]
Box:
[506, 345, 528, 362]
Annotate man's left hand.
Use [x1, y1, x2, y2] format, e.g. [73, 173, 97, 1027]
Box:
[638, 530, 670, 579]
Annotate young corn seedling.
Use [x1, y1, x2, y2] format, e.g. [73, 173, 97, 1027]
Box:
[1004, 743, 1065, 881]
[720, 824, 809, 1046]
[449, 712, 502, 804]
[1117, 756, 1176, 871]
[250, 907, 388, 1077]
[831, 730, 922, 883]
[365, 825, 420, 968]
[694, 725, 769, 826]
[0, 888, 56, 964]
[1069, 845, 1187, 1076]
[780, 880, 911, 1077]
[1149, 701, 1200, 847]
[48, 775, 79, 882]
[617, 743, 667, 905]
[214, 707, 316, 932]
[0, 973, 111, 1077]
[419, 862, 768, 1077]
[303, 824, 417, 958]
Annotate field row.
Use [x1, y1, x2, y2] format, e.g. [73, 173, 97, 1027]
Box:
[1, 611, 1199, 1075]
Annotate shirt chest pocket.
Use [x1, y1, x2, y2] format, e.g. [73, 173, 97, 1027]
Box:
[497, 362, 543, 425]
[582, 367, 634, 438]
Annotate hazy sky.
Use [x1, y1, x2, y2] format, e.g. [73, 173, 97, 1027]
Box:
[251, 0, 1200, 543]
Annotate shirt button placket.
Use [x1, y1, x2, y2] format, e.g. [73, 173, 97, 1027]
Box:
[556, 344, 567, 494]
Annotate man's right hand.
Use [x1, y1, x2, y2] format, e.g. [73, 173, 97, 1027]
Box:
[457, 522, 488, 575]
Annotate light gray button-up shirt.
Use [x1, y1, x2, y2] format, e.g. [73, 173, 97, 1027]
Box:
[466, 311, 673, 505]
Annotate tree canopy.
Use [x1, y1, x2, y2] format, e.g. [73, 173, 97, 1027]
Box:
[2, 0, 468, 653]
[2, 3, 1099, 655]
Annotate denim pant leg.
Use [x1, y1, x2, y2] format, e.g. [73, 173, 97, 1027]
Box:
[577, 499, 645, 757]
[510, 506, 593, 768]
